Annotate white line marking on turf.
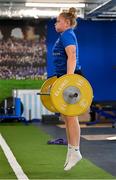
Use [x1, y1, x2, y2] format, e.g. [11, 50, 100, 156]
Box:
[0, 133, 29, 180]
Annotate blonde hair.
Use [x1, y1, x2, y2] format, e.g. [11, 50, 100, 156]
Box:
[59, 7, 77, 28]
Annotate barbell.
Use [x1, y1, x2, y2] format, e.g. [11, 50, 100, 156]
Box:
[37, 74, 93, 116]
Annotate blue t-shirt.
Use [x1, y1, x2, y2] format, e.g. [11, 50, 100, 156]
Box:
[52, 28, 81, 76]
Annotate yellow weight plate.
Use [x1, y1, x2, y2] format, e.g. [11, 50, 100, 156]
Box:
[40, 76, 58, 112]
[50, 74, 93, 116]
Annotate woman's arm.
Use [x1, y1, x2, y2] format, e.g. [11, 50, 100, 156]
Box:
[65, 45, 76, 74]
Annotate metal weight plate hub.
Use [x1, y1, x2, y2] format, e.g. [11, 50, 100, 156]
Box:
[63, 86, 81, 104]
[50, 74, 93, 116]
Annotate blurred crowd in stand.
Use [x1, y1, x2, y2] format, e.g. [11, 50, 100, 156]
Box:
[0, 36, 47, 80]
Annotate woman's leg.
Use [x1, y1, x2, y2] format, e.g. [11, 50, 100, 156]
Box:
[61, 115, 71, 167]
[61, 114, 82, 170]
[61, 114, 70, 143]
[65, 115, 80, 146]
[61, 115, 80, 147]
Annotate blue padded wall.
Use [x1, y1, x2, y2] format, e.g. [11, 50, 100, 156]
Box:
[46, 19, 116, 101]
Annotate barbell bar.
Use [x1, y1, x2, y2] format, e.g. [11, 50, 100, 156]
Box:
[37, 93, 50, 95]
[37, 92, 79, 98]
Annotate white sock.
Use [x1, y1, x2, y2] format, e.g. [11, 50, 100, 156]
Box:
[64, 145, 82, 171]
[71, 145, 80, 151]
[68, 144, 72, 150]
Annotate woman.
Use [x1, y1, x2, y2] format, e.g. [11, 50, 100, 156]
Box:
[52, 7, 82, 171]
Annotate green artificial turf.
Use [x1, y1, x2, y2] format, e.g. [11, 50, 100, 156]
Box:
[0, 123, 115, 179]
[0, 79, 44, 103]
[0, 147, 17, 179]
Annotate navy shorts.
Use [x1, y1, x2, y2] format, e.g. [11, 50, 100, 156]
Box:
[57, 70, 83, 78]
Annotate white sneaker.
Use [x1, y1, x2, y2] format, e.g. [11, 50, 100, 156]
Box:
[64, 149, 71, 167]
[64, 150, 82, 171]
